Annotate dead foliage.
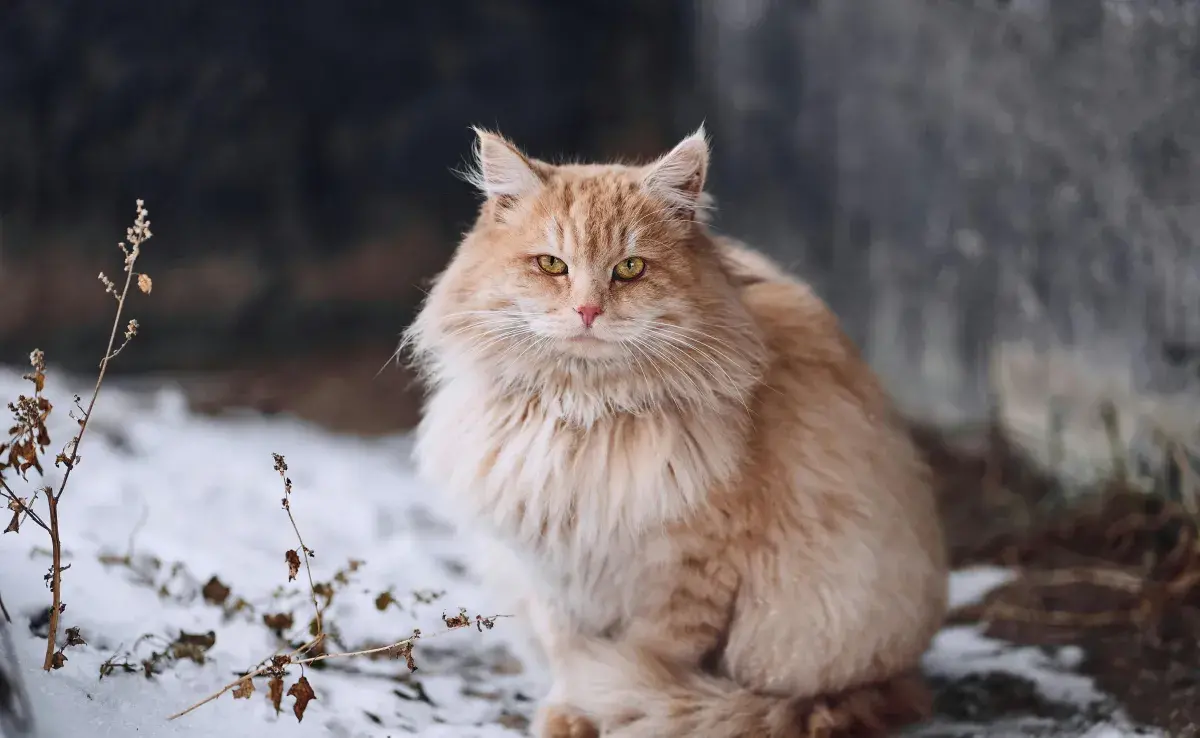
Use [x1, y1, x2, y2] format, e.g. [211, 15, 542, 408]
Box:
[0, 200, 155, 672]
[168, 453, 505, 724]
[99, 630, 218, 679]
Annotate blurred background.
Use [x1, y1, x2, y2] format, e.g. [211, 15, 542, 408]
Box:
[2, 0, 1199, 477]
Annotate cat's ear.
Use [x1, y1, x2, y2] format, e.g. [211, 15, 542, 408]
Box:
[468, 128, 544, 212]
[642, 126, 709, 219]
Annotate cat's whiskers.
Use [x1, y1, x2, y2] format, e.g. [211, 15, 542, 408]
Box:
[471, 328, 539, 357]
[630, 319, 747, 373]
[644, 335, 743, 412]
[442, 317, 527, 340]
[493, 331, 552, 370]
[622, 339, 687, 411]
[631, 321, 749, 389]
[626, 334, 713, 410]
[617, 340, 658, 405]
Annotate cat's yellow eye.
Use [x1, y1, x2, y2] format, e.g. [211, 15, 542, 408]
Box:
[612, 256, 646, 281]
[537, 255, 568, 275]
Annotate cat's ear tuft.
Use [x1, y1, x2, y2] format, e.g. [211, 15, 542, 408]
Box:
[467, 128, 544, 205]
[642, 126, 710, 218]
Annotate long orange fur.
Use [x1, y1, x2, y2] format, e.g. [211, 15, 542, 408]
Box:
[404, 127, 948, 738]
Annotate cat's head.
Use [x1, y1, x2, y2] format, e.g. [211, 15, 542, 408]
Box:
[406, 127, 765, 416]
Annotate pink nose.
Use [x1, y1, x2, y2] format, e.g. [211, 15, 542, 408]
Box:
[575, 305, 603, 328]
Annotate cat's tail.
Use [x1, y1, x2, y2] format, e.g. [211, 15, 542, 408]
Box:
[560, 641, 932, 738]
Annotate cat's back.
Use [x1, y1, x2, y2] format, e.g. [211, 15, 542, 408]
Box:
[714, 240, 947, 696]
[717, 237, 936, 523]
[715, 237, 888, 417]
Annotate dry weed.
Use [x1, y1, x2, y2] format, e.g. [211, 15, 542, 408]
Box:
[169, 453, 505, 723]
[0, 202, 504, 728]
[0, 199, 154, 671]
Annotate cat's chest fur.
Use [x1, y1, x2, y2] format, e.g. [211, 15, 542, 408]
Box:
[414, 373, 747, 616]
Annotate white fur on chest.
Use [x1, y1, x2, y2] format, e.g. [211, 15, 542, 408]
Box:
[413, 372, 747, 618]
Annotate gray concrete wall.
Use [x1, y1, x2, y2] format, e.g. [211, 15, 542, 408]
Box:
[696, 0, 1200, 484]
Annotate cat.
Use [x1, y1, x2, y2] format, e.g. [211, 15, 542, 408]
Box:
[403, 126, 948, 738]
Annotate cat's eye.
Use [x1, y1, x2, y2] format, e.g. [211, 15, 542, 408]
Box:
[612, 256, 646, 282]
[537, 255, 568, 275]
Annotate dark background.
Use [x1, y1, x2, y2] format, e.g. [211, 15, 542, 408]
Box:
[2, 0, 1199, 438]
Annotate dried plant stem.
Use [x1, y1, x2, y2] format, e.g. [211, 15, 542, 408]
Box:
[166, 635, 320, 721]
[166, 617, 504, 721]
[275, 455, 322, 635]
[42, 201, 151, 671]
[2, 480, 48, 533]
[41, 492, 63, 665]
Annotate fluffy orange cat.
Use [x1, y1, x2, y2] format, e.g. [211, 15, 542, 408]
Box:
[405, 127, 948, 738]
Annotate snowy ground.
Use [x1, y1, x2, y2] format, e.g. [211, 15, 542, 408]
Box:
[0, 367, 1165, 737]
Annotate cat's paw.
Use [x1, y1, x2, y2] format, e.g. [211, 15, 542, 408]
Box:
[533, 704, 599, 738]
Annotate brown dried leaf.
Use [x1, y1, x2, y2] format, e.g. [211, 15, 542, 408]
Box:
[312, 582, 334, 608]
[50, 651, 66, 670]
[374, 591, 394, 611]
[267, 675, 284, 715]
[262, 612, 294, 634]
[392, 641, 418, 672]
[170, 630, 216, 665]
[174, 630, 216, 649]
[442, 608, 470, 629]
[201, 576, 231, 606]
[287, 675, 316, 722]
[137, 273, 153, 294]
[232, 677, 255, 700]
[5, 508, 19, 534]
[286, 549, 301, 581]
[65, 626, 86, 647]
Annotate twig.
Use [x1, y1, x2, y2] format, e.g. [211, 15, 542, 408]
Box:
[1018, 566, 1147, 593]
[1099, 400, 1126, 484]
[2, 480, 49, 533]
[166, 615, 507, 721]
[272, 454, 322, 636]
[42, 490, 64, 671]
[1171, 442, 1198, 516]
[980, 600, 1131, 628]
[42, 200, 152, 672]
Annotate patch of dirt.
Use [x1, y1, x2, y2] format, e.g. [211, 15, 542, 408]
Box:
[928, 671, 1095, 725]
[918, 421, 1200, 737]
[912, 421, 1061, 565]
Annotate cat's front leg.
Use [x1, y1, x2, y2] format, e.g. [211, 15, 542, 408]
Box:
[552, 553, 742, 733]
[621, 553, 739, 665]
[525, 596, 600, 738]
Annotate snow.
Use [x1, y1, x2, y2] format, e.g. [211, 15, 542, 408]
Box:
[0, 367, 1163, 737]
[924, 627, 1105, 706]
[946, 566, 1017, 609]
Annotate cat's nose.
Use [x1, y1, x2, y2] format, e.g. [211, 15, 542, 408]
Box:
[575, 305, 603, 328]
